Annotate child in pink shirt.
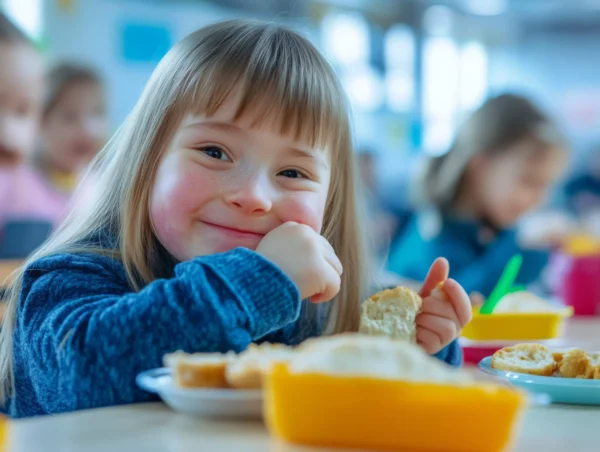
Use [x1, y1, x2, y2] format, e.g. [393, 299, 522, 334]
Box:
[30, 62, 106, 224]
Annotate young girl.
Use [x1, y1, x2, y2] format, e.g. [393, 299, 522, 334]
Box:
[0, 20, 471, 418]
[0, 13, 43, 168]
[33, 63, 106, 209]
[387, 94, 568, 299]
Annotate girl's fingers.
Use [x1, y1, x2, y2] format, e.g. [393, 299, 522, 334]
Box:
[416, 313, 458, 346]
[420, 258, 449, 298]
[416, 326, 444, 355]
[441, 279, 473, 327]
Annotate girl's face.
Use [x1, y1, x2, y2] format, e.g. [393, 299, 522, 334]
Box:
[0, 42, 43, 167]
[472, 138, 567, 228]
[149, 96, 332, 262]
[41, 81, 106, 173]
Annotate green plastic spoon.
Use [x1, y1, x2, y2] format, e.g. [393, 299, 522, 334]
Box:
[479, 254, 523, 314]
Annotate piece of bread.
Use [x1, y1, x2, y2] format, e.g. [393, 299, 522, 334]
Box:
[491, 343, 555, 377]
[552, 348, 594, 379]
[225, 343, 293, 389]
[359, 287, 422, 343]
[589, 352, 600, 379]
[164, 351, 233, 389]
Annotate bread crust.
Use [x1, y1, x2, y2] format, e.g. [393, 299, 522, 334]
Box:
[494, 344, 600, 379]
[554, 348, 594, 379]
[164, 352, 231, 388]
[225, 343, 292, 389]
[491, 344, 555, 377]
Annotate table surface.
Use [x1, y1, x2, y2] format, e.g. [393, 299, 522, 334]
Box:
[8, 317, 600, 452]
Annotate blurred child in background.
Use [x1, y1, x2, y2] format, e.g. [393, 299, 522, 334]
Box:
[387, 94, 568, 299]
[0, 13, 49, 258]
[0, 13, 43, 168]
[34, 63, 106, 205]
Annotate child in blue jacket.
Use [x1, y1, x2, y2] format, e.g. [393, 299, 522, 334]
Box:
[388, 94, 568, 298]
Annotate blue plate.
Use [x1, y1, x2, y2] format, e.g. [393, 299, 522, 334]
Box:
[479, 357, 600, 406]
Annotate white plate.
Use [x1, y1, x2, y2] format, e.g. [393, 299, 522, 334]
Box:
[136, 368, 263, 418]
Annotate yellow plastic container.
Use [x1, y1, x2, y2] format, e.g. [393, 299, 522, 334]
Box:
[461, 307, 573, 341]
[0, 415, 8, 452]
[265, 364, 526, 452]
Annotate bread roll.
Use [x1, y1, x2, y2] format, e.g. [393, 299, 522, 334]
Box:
[359, 287, 422, 343]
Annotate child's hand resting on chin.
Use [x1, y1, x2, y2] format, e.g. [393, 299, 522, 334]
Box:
[256, 222, 343, 304]
[417, 258, 472, 355]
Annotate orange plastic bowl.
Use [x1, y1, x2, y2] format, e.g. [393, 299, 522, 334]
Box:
[265, 364, 526, 452]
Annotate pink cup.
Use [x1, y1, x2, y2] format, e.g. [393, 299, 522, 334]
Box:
[550, 252, 600, 316]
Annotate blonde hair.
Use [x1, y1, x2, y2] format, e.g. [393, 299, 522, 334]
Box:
[423, 93, 565, 208]
[0, 20, 368, 402]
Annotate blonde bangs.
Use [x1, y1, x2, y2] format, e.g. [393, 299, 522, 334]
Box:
[177, 22, 349, 154]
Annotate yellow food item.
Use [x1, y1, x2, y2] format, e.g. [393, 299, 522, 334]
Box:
[266, 335, 526, 452]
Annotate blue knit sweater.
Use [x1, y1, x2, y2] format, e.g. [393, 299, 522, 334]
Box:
[9, 248, 461, 418]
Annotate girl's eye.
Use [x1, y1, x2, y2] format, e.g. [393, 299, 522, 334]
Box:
[200, 146, 229, 161]
[278, 169, 307, 179]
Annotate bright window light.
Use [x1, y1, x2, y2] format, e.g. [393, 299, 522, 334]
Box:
[460, 41, 488, 111]
[342, 65, 384, 112]
[423, 37, 460, 118]
[384, 24, 414, 71]
[386, 71, 413, 112]
[321, 12, 370, 66]
[3, 0, 43, 40]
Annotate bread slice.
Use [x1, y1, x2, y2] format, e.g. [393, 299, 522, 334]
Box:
[359, 287, 422, 343]
[589, 352, 600, 379]
[225, 343, 293, 389]
[552, 348, 594, 379]
[164, 351, 233, 389]
[492, 343, 555, 376]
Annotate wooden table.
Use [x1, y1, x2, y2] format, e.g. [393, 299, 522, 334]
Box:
[7, 317, 600, 452]
[0, 260, 21, 320]
[0, 260, 21, 286]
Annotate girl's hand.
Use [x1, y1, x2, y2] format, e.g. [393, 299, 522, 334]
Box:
[416, 258, 472, 355]
[256, 222, 342, 303]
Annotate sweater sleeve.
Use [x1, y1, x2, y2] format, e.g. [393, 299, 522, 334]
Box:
[17, 248, 301, 414]
[433, 340, 463, 367]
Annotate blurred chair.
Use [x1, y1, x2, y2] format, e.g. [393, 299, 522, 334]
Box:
[0, 220, 52, 259]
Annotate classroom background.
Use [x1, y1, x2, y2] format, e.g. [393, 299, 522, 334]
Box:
[4, 0, 600, 299]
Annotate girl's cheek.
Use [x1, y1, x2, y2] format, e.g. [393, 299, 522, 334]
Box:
[279, 193, 327, 233]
